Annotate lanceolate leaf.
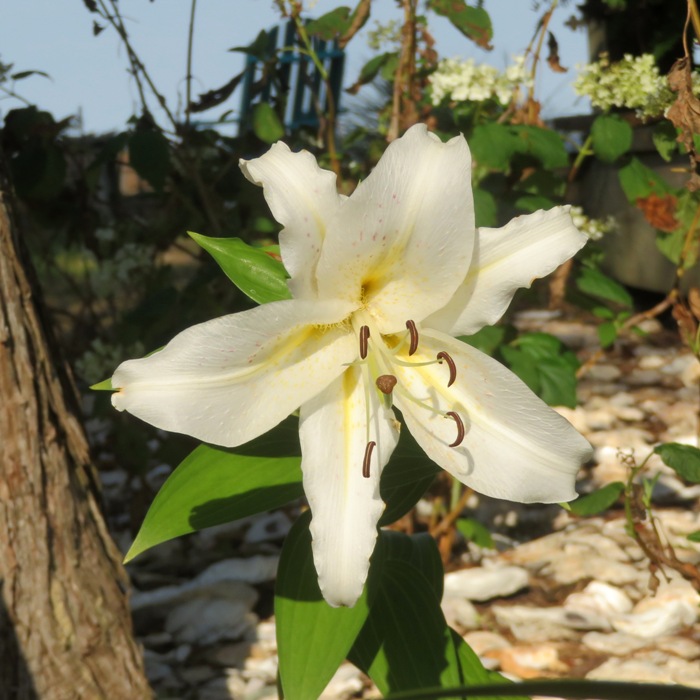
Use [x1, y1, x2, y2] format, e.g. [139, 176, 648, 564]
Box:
[125, 417, 303, 562]
[188, 232, 292, 304]
[275, 511, 375, 700]
[568, 482, 625, 517]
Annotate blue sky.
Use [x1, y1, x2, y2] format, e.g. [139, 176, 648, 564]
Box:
[0, 1, 589, 134]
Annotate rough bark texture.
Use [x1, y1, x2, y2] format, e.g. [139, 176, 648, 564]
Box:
[0, 170, 151, 697]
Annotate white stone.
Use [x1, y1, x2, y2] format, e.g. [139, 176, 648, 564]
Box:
[165, 597, 258, 645]
[131, 562, 269, 610]
[581, 631, 648, 655]
[244, 511, 292, 543]
[462, 631, 511, 656]
[443, 565, 529, 602]
[565, 581, 633, 618]
[320, 664, 365, 700]
[612, 600, 697, 638]
[441, 596, 479, 629]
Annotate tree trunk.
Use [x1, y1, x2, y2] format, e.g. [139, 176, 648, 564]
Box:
[0, 166, 151, 697]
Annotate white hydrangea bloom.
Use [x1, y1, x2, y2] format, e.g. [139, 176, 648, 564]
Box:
[574, 53, 672, 118]
[569, 205, 617, 241]
[429, 55, 533, 107]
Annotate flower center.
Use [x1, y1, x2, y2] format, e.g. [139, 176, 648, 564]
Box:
[350, 314, 465, 478]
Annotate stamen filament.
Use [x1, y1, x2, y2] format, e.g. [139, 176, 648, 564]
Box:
[359, 325, 370, 360]
[446, 411, 465, 447]
[437, 351, 457, 387]
[405, 320, 419, 355]
[363, 441, 376, 478]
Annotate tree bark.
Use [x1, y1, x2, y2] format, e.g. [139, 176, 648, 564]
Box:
[0, 166, 151, 697]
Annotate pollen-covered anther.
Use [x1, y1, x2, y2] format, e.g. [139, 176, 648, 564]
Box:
[376, 374, 398, 395]
[359, 325, 370, 360]
[437, 351, 457, 387]
[445, 411, 465, 447]
[405, 319, 419, 355]
[362, 441, 376, 478]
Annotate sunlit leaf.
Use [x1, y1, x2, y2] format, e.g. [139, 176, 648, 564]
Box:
[188, 232, 291, 304]
[125, 417, 303, 562]
[252, 102, 284, 143]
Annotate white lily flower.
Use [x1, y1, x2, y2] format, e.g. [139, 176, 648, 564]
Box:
[112, 124, 593, 607]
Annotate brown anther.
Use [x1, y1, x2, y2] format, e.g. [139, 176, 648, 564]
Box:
[376, 374, 398, 395]
[362, 441, 376, 478]
[359, 325, 370, 359]
[446, 411, 465, 447]
[405, 319, 419, 355]
[437, 351, 457, 387]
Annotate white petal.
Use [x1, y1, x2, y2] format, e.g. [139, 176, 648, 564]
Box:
[111, 299, 356, 447]
[427, 207, 588, 336]
[393, 331, 592, 503]
[299, 365, 400, 607]
[240, 143, 342, 299]
[315, 124, 475, 334]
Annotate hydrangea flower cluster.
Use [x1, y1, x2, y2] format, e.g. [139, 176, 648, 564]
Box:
[574, 53, 672, 118]
[569, 206, 617, 241]
[429, 56, 532, 107]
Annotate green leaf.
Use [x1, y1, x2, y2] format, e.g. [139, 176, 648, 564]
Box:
[652, 121, 679, 162]
[618, 157, 668, 202]
[512, 126, 569, 169]
[380, 430, 440, 526]
[349, 553, 463, 694]
[125, 417, 303, 562]
[688, 530, 700, 542]
[90, 377, 113, 391]
[428, 0, 493, 49]
[306, 6, 352, 39]
[654, 443, 700, 483]
[568, 482, 625, 516]
[473, 187, 497, 227]
[451, 632, 521, 700]
[500, 346, 541, 395]
[460, 326, 508, 357]
[537, 356, 579, 408]
[276, 511, 374, 700]
[456, 518, 494, 549]
[514, 194, 557, 212]
[347, 52, 393, 94]
[591, 114, 633, 163]
[11, 69, 50, 81]
[188, 232, 291, 304]
[656, 227, 686, 265]
[576, 266, 633, 307]
[252, 102, 284, 143]
[598, 321, 618, 348]
[470, 123, 519, 171]
[128, 129, 170, 191]
[380, 531, 445, 600]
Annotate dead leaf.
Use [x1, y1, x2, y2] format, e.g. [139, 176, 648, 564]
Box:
[688, 287, 700, 319]
[635, 193, 680, 232]
[666, 57, 700, 190]
[546, 31, 567, 73]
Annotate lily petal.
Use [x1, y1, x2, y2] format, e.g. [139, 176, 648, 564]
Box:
[315, 124, 475, 334]
[299, 365, 400, 607]
[240, 143, 342, 299]
[393, 330, 592, 503]
[112, 299, 357, 447]
[427, 207, 588, 337]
